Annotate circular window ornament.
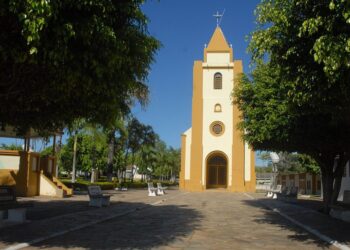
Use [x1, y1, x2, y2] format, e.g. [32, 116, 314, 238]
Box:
[210, 121, 225, 136]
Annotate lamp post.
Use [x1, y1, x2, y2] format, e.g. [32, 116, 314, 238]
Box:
[269, 152, 280, 189]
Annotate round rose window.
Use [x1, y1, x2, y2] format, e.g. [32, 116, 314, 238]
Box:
[210, 121, 225, 136]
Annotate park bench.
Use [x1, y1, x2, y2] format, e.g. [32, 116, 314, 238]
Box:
[277, 186, 299, 201]
[330, 190, 350, 222]
[87, 186, 111, 207]
[0, 186, 32, 223]
[266, 184, 282, 199]
[156, 183, 167, 196]
[147, 182, 158, 197]
[287, 186, 298, 198]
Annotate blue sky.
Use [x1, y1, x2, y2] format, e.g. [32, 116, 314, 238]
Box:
[135, 0, 261, 147]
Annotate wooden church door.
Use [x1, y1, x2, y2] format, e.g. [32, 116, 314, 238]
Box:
[207, 154, 227, 188]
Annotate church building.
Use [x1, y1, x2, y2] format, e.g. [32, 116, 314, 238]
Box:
[179, 26, 256, 192]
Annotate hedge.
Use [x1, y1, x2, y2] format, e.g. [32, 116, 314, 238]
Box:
[60, 178, 177, 191]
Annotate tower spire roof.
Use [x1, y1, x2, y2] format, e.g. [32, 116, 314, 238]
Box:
[206, 27, 231, 51]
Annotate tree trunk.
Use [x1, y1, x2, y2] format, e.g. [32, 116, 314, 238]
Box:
[90, 145, 97, 183]
[91, 168, 96, 183]
[130, 153, 135, 183]
[71, 134, 78, 183]
[321, 170, 333, 214]
[55, 134, 63, 178]
[317, 152, 348, 214]
[106, 130, 115, 182]
[123, 151, 129, 183]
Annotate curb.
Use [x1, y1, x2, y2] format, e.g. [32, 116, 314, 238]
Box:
[243, 193, 350, 250]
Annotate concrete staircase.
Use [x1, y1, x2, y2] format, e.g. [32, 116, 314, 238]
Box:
[39, 174, 73, 198]
[52, 176, 73, 197]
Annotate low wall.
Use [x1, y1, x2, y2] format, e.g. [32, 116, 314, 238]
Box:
[0, 150, 28, 196]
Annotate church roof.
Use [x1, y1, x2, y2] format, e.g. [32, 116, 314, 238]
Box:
[206, 27, 231, 51]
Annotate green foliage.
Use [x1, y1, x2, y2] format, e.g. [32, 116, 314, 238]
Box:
[60, 178, 176, 191]
[40, 145, 53, 157]
[61, 178, 114, 191]
[235, 0, 350, 157]
[56, 115, 180, 183]
[0, 0, 160, 134]
[275, 152, 320, 174]
[255, 166, 273, 173]
[60, 132, 108, 172]
[235, 0, 349, 211]
[137, 138, 180, 180]
[235, 62, 294, 152]
[127, 117, 156, 163]
[0, 143, 22, 150]
[256, 151, 320, 174]
[297, 154, 321, 174]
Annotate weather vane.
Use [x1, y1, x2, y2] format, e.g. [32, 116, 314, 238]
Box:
[213, 9, 225, 27]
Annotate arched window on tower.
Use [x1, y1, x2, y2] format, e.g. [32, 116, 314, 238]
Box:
[214, 104, 222, 112]
[214, 73, 222, 89]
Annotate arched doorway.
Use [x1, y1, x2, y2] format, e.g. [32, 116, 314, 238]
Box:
[206, 153, 227, 189]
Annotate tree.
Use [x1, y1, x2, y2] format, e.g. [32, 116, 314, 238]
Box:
[67, 119, 86, 183]
[138, 137, 180, 182]
[59, 129, 107, 181]
[274, 152, 320, 174]
[137, 144, 158, 181]
[113, 119, 128, 181]
[296, 154, 320, 175]
[122, 117, 156, 181]
[0, 143, 22, 150]
[256, 166, 273, 173]
[0, 0, 160, 135]
[235, 0, 350, 213]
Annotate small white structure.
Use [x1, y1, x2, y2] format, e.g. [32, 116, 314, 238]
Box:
[147, 182, 157, 197]
[87, 186, 111, 207]
[266, 184, 282, 199]
[157, 183, 167, 196]
[125, 165, 143, 180]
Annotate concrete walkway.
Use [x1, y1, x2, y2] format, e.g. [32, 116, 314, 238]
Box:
[0, 189, 348, 249]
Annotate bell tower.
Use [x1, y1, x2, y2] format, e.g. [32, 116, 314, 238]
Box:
[180, 26, 255, 192]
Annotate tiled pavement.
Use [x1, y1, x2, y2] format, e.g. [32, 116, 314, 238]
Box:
[0, 189, 348, 249]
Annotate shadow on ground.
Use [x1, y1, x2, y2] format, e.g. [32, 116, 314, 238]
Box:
[0, 199, 202, 249]
[21, 192, 132, 220]
[242, 198, 333, 249]
[26, 198, 98, 220]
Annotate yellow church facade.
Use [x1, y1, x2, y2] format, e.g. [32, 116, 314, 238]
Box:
[180, 27, 255, 192]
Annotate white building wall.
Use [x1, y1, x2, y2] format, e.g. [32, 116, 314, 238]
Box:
[201, 52, 234, 186]
[206, 53, 230, 64]
[0, 155, 20, 170]
[184, 128, 192, 180]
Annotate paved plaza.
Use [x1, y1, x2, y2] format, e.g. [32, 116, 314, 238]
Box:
[0, 189, 349, 250]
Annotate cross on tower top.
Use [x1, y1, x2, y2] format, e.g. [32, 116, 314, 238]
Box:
[213, 10, 225, 27]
